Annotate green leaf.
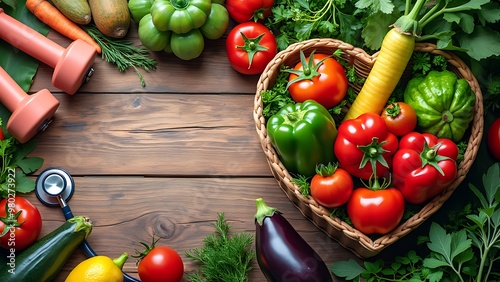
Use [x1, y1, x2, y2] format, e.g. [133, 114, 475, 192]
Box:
[467, 213, 487, 227]
[469, 183, 489, 210]
[0, 0, 16, 10]
[355, 0, 394, 14]
[446, 0, 489, 11]
[13, 170, 36, 194]
[477, 2, 500, 24]
[337, 11, 363, 48]
[364, 259, 384, 273]
[0, 2, 50, 92]
[443, 12, 475, 34]
[457, 26, 500, 61]
[426, 271, 444, 282]
[482, 162, 500, 207]
[330, 259, 366, 280]
[362, 11, 399, 50]
[450, 229, 471, 261]
[16, 157, 43, 174]
[423, 257, 449, 269]
[427, 223, 451, 257]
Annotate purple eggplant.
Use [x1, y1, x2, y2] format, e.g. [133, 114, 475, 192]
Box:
[254, 198, 333, 282]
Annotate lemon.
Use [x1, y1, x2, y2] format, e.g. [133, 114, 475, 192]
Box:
[65, 252, 129, 282]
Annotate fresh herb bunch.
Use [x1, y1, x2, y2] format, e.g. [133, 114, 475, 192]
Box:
[331, 162, 500, 282]
[0, 120, 44, 198]
[186, 213, 255, 282]
[84, 25, 157, 88]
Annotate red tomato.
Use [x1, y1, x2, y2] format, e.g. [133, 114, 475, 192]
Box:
[487, 117, 500, 161]
[0, 128, 4, 140]
[0, 196, 43, 251]
[381, 102, 417, 137]
[226, 22, 277, 75]
[226, 0, 274, 23]
[347, 187, 405, 235]
[310, 163, 353, 208]
[287, 52, 348, 109]
[334, 112, 399, 180]
[393, 132, 458, 204]
[137, 245, 184, 282]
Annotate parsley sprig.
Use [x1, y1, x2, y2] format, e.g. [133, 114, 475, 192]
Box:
[0, 120, 44, 198]
[331, 162, 500, 282]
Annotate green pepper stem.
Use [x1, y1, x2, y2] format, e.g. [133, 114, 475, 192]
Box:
[113, 252, 129, 270]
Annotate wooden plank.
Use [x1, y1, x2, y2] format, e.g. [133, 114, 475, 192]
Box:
[23, 176, 360, 281]
[30, 93, 272, 176]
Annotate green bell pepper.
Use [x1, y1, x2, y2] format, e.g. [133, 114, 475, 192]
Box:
[404, 70, 475, 142]
[150, 0, 211, 34]
[266, 100, 338, 177]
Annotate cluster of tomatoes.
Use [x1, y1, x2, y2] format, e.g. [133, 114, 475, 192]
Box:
[224, 0, 277, 75]
[311, 107, 462, 235]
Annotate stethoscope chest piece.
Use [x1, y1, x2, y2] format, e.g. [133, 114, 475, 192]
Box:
[36, 167, 75, 207]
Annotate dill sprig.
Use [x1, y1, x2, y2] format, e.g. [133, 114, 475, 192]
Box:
[84, 25, 157, 87]
[186, 213, 255, 282]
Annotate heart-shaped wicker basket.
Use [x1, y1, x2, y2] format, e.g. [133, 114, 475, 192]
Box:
[253, 38, 484, 258]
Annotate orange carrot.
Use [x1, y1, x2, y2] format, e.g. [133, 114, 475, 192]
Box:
[26, 0, 101, 54]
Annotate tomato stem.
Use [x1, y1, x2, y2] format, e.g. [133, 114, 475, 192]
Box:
[420, 141, 452, 176]
[236, 32, 269, 70]
[315, 162, 339, 177]
[357, 137, 389, 176]
[0, 207, 24, 237]
[385, 103, 401, 117]
[284, 50, 331, 90]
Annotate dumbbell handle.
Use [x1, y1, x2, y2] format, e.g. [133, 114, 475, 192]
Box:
[0, 67, 26, 111]
[0, 8, 62, 68]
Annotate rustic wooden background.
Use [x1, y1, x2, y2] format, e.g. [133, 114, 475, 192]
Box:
[20, 23, 365, 281]
[5, 16, 497, 281]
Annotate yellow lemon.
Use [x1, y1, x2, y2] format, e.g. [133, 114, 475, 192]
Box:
[65, 253, 129, 282]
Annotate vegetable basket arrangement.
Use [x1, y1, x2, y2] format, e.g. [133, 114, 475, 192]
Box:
[253, 38, 484, 258]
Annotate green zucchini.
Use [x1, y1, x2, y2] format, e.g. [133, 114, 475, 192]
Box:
[0, 216, 92, 282]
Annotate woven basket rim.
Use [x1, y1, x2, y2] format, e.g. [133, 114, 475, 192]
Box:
[253, 38, 484, 258]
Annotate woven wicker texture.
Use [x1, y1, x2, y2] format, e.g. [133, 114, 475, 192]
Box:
[253, 38, 484, 258]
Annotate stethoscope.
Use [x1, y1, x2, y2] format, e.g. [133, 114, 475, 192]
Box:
[35, 167, 140, 282]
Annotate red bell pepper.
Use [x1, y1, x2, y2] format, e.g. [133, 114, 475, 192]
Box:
[392, 132, 458, 204]
[226, 0, 274, 23]
[334, 112, 398, 180]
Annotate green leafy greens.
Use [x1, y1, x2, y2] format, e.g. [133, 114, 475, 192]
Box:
[330, 162, 500, 282]
[186, 213, 255, 282]
[0, 120, 44, 199]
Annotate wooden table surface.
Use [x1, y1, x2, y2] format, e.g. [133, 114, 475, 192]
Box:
[13, 19, 499, 281]
[19, 24, 366, 281]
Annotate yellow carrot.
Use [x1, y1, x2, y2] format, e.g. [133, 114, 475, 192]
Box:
[343, 28, 415, 121]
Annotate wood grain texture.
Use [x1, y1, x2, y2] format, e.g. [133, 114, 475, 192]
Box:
[5, 22, 361, 282]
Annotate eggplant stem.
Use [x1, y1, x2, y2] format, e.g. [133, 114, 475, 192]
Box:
[255, 198, 279, 226]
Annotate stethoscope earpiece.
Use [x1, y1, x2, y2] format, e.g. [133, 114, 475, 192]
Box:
[35, 167, 75, 207]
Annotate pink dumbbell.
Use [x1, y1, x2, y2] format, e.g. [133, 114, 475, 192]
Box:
[0, 67, 59, 143]
[0, 8, 96, 95]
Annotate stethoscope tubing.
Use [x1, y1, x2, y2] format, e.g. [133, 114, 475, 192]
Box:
[36, 168, 140, 282]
